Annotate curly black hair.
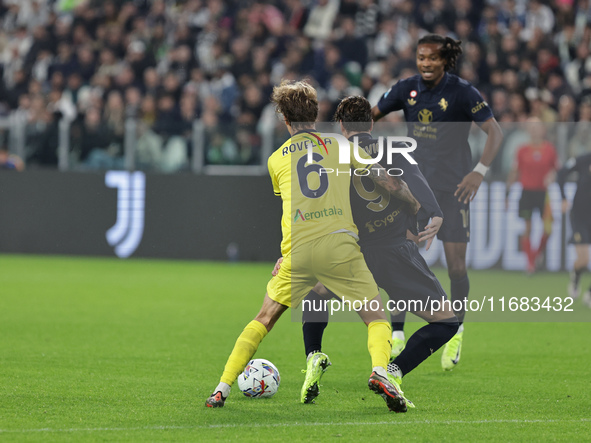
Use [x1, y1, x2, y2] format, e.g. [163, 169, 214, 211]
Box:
[417, 34, 463, 72]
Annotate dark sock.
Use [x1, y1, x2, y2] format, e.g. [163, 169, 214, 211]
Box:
[392, 317, 459, 376]
[390, 310, 406, 332]
[572, 268, 584, 286]
[303, 322, 327, 357]
[522, 237, 536, 268]
[302, 290, 329, 357]
[450, 274, 470, 324]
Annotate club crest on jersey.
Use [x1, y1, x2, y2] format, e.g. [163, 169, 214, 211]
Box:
[418, 109, 433, 124]
[439, 98, 448, 111]
[408, 90, 417, 105]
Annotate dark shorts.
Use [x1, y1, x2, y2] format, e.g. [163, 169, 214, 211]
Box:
[570, 211, 591, 245]
[418, 189, 470, 243]
[361, 239, 447, 311]
[519, 190, 548, 220]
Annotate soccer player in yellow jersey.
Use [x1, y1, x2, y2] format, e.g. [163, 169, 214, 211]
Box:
[205, 80, 419, 412]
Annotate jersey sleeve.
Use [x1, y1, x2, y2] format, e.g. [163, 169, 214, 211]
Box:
[551, 145, 559, 170]
[268, 157, 281, 196]
[463, 85, 494, 123]
[390, 154, 443, 219]
[377, 82, 405, 115]
[557, 156, 577, 199]
[516, 146, 524, 172]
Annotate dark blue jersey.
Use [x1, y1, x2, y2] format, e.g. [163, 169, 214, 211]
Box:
[558, 153, 591, 218]
[377, 73, 494, 192]
[349, 133, 443, 247]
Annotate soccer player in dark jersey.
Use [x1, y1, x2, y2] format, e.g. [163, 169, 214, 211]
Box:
[557, 152, 591, 307]
[506, 118, 559, 274]
[276, 96, 459, 405]
[370, 34, 503, 370]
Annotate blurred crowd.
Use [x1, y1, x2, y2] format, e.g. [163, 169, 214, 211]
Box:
[1, 0, 591, 173]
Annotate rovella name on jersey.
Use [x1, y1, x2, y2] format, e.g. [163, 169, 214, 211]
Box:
[281, 135, 334, 157]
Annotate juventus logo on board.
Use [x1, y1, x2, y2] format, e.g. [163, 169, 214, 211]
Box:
[105, 171, 146, 258]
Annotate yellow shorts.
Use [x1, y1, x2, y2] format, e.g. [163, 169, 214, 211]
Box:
[266, 233, 379, 308]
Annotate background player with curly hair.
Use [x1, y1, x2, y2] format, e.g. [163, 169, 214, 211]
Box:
[372, 34, 504, 371]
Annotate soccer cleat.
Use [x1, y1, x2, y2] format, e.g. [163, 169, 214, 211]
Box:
[583, 291, 591, 308]
[205, 391, 227, 408]
[300, 352, 331, 404]
[390, 337, 406, 359]
[441, 330, 463, 371]
[568, 273, 581, 299]
[386, 373, 415, 409]
[368, 372, 407, 413]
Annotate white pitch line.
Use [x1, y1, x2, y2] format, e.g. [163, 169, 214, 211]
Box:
[1, 418, 590, 434]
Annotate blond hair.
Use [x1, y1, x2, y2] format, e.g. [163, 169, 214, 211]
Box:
[271, 80, 318, 130]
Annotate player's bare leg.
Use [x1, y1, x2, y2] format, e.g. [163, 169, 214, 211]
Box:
[535, 196, 554, 270]
[206, 294, 288, 408]
[521, 219, 535, 274]
[253, 293, 290, 332]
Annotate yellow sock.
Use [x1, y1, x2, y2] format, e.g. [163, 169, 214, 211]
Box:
[367, 320, 392, 369]
[220, 320, 268, 385]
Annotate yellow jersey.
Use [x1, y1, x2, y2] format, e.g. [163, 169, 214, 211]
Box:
[267, 130, 373, 256]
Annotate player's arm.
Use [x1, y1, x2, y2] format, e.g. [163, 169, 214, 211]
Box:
[544, 169, 557, 188]
[544, 146, 560, 188]
[400, 162, 442, 220]
[268, 157, 281, 197]
[371, 83, 404, 122]
[557, 157, 577, 213]
[455, 117, 504, 204]
[396, 160, 444, 250]
[271, 257, 283, 276]
[349, 138, 419, 212]
[367, 164, 420, 214]
[371, 105, 385, 122]
[505, 158, 520, 210]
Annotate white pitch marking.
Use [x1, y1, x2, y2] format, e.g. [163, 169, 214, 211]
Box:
[1, 418, 590, 434]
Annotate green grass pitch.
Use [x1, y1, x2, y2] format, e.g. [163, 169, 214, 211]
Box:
[1, 254, 590, 441]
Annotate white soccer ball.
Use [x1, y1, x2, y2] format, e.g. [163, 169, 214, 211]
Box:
[237, 358, 280, 398]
